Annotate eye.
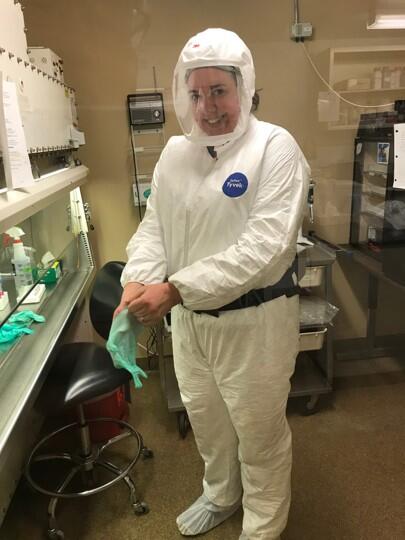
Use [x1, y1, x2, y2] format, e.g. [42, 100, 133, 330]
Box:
[189, 91, 200, 103]
[211, 86, 226, 97]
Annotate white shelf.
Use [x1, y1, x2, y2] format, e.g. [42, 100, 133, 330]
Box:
[364, 170, 387, 179]
[339, 86, 405, 94]
[361, 209, 384, 219]
[332, 45, 405, 55]
[134, 146, 164, 154]
[325, 45, 405, 133]
[328, 124, 358, 131]
[363, 186, 386, 197]
[0, 165, 89, 234]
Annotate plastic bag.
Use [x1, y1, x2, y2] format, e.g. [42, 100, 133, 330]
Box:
[299, 296, 339, 328]
[106, 308, 148, 388]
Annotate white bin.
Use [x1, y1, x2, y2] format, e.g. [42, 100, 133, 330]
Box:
[299, 266, 324, 288]
[299, 327, 327, 351]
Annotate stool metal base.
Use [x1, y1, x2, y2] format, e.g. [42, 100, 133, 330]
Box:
[25, 408, 152, 538]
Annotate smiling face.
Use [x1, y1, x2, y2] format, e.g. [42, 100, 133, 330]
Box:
[187, 67, 241, 136]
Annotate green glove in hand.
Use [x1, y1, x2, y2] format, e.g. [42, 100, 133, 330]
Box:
[106, 308, 148, 389]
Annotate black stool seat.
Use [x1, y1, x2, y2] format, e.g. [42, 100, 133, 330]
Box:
[41, 342, 131, 412]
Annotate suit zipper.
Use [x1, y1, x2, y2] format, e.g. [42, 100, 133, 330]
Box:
[182, 153, 217, 268]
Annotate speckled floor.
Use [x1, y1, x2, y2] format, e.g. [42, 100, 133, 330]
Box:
[1, 367, 405, 540]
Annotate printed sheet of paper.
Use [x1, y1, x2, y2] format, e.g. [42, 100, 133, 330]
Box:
[394, 123, 405, 190]
[0, 72, 34, 189]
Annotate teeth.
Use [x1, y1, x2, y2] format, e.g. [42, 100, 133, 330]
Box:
[207, 118, 221, 124]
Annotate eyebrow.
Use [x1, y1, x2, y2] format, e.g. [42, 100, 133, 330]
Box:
[188, 84, 227, 93]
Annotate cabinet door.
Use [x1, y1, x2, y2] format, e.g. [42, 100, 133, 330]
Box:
[351, 139, 389, 247]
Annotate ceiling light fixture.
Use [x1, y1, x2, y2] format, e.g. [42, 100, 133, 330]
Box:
[367, 0, 405, 29]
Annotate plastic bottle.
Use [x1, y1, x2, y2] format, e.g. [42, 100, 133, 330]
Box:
[373, 67, 382, 90]
[0, 274, 9, 311]
[390, 67, 401, 89]
[13, 239, 34, 293]
[399, 67, 405, 88]
[6, 227, 34, 297]
[382, 66, 391, 89]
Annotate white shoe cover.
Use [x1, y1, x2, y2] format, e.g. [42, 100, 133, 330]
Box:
[177, 494, 240, 536]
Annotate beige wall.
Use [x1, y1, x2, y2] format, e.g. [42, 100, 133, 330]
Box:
[24, 0, 405, 340]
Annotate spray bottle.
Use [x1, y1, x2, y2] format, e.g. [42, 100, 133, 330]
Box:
[5, 226, 34, 298]
[0, 273, 9, 311]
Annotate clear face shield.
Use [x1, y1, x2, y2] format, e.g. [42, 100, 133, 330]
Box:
[173, 65, 253, 147]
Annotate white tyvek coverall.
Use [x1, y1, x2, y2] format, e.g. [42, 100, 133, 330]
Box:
[121, 29, 310, 540]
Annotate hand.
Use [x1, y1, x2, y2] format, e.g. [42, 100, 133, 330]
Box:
[113, 282, 144, 319]
[127, 282, 182, 326]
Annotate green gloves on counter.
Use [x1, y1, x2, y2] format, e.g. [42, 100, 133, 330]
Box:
[0, 310, 45, 345]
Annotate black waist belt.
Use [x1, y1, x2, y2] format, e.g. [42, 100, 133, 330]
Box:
[194, 258, 299, 318]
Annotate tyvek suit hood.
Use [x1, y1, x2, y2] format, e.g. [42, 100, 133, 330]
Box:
[173, 28, 255, 147]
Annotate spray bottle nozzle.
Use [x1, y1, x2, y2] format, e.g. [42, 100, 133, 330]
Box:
[5, 226, 25, 240]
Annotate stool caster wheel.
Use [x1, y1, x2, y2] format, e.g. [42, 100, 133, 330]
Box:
[177, 411, 190, 439]
[141, 447, 154, 459]
[48, 529, 64, 540]
[133, 501, 149, 515]
[303, 395, 320, 416]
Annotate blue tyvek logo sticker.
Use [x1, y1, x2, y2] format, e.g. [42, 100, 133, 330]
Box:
[222, 172, 248, 198]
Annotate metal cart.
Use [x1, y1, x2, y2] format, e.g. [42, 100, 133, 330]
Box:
[156, 318, 190, 437]
[291, 240, 337, 414]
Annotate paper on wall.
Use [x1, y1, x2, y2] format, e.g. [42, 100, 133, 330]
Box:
[0, 72, 34, 189]
[394, 123, 405, 191]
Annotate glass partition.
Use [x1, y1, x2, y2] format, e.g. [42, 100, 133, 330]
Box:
[0, 188, 91, 331]
[0, 158, 5, 192]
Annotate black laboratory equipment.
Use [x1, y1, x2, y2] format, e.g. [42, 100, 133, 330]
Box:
[127, 92, 165, 127]
[349, 100, 405, 284]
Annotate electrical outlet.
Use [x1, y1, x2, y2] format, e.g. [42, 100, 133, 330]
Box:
[291, 22, 313, 40]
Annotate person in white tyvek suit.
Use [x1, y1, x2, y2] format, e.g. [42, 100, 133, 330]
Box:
[117, 28, 310, 540]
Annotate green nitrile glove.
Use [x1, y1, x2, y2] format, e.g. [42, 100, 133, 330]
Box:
[106, 308, 147, 389]
[9, 310, 46, 325]
[0, 323, 34, 344]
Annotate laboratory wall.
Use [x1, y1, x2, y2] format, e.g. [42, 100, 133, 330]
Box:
[24, 0, 405, 341]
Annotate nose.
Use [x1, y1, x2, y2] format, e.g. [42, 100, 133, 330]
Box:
[197, 93, 217, 114]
